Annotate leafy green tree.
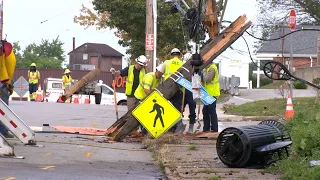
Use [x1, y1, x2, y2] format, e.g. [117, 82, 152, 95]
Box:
[12, 37, 65, 68]
[74, 1, 196, 61]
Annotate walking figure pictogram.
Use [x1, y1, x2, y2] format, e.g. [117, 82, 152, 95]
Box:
[149, 99, 165, 128]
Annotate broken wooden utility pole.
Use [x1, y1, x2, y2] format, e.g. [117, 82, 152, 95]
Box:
[105, 15, 252, 141]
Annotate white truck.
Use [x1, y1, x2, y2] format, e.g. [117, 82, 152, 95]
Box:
[42, 78, 127, 105]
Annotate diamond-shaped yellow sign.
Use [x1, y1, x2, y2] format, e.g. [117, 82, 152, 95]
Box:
[132, 90, 182, 139]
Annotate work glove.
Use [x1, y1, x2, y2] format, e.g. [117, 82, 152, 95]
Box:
[110, 68, 116, 74]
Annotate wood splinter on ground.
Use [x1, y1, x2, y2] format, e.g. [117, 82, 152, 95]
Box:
[105, 15, 252, 142]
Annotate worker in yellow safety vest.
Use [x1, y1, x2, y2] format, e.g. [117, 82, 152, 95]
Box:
[110, 55, 148, 110]
[156, 48, 184, 133]
[0, 40, 16, 138]
[62, 69, 72, 92]
[28, 63, 40, 101]
[201, 62, 220, 132]
[134, 69, 163, 135]
[134, 70, 163, 102]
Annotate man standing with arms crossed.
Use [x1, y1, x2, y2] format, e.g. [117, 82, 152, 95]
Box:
[202, 62, 220, 132]
[111, 55, 148, 110]
[28, 63, 40, 101]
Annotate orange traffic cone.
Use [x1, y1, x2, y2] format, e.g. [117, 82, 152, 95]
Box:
[84, 95, 90, 104]
[57, 90, 64, 103]
[73, 94, 79, 104]
[285, 93, 294, 120]
[36, 85, 43, 102]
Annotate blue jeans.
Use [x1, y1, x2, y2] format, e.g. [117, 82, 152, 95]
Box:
[0, 84, 9, 134]
[203, 100, 218, 132]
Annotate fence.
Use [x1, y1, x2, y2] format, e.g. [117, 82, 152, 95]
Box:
[295, 66, 320, 83]
[13, 68, 126, 93]
[13, 68, 241, 96]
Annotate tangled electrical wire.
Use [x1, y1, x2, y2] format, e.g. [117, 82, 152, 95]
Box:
[183, 7, 202, 40]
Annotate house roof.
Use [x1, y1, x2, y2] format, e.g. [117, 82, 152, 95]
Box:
[68, 43, 124, 57]
[256, 25, 320, 55]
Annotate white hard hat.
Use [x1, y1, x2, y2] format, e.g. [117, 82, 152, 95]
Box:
[135, 55, 148, 66]
[171, 48, 181, 55]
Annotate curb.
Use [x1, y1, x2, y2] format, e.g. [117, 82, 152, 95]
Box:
[220, 116, 280, 122]
[29, 124, 59, 133]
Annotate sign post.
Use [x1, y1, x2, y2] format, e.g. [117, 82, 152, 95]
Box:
[288, 9, 296, 101]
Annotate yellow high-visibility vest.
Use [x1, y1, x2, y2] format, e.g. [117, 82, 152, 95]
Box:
[203, 63, 220, 97]
[134, 72, 160, 100]
[163, 57, 183, 81]
[125, 65, 146, 96]
[28, 70, 40, 84]
[62, 75, 72, 89]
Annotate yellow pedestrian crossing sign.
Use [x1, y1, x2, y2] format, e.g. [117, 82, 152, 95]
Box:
[132, 90, 182, 139]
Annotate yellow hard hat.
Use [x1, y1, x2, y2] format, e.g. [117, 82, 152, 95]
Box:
[30, 63, 36, 67]
[64, 69, 71, 74]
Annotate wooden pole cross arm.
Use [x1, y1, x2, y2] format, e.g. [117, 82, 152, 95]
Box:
[106, 15, 252, 141]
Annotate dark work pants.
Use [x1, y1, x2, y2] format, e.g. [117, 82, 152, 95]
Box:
[0, 84, 10, 135]
[169, 90, 183, 132]
[183, 90, 196, 124]
[203, 100, 218, 132]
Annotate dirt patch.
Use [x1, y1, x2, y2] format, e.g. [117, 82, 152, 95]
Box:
[148, 137, 281, 180]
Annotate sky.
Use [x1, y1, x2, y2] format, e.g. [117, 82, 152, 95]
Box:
[3, 0, 259, 68]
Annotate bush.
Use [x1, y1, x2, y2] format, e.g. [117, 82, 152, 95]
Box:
[293, 80, 308, 89]
[267, 103, 320, 180]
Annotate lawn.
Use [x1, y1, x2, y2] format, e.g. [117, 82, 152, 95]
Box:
[259, 80, 286, 89]
[226, 96, 320, 180]
[225, 96, 316, 117]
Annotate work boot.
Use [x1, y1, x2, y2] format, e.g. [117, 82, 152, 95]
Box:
[174, 121, 186, 134]
[188, 124, 194, 134]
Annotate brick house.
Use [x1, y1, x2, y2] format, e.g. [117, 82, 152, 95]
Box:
[256, 25, 320, 69]
[68, 43, 124, 72]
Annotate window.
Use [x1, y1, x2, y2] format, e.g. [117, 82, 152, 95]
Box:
[101, 86, 113, 95]
[52, 83, 62, 89]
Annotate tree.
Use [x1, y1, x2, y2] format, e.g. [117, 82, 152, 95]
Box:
[12, 37, 66, 68]
[74, 1, 198, 61]
[253, 0, 320, 49]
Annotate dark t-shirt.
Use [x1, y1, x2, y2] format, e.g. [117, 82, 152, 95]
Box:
[120, 66, 141, 97]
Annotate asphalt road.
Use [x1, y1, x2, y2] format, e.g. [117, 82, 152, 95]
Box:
[0, 102, 163, 180]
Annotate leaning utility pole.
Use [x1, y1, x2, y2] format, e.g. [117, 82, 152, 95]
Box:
[145, 0, 154, 72]
[105, 15, 252, 141]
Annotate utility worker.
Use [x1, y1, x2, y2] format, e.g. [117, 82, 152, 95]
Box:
[134, 70, 163, 102]
[201, 62, 220, 132]
[62, 69, 72, 92]
[0, 40, 16, 138]
[134, 69, 163, 135]
[110, 55, 148, 110]
[28, 63, 40, 101]
[156, 48, 184, 133]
